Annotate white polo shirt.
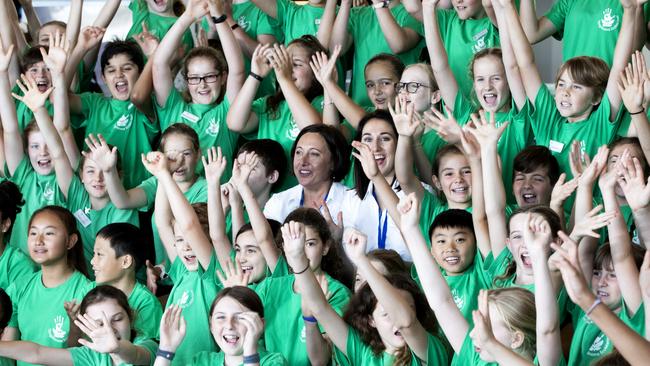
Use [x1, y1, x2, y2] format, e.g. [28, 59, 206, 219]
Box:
[263, 182, 349, 224]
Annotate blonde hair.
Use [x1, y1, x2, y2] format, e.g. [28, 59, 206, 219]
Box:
[488, 288, 536, 358]
[403, 63, 438, 91]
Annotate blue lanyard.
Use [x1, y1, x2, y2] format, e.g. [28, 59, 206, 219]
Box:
[299, 188, 330, 208]
[373, 190, 388, 249]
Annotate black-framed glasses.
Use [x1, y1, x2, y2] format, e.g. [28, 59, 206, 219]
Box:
[395, 82, 430, 94]
[186, 73, 221, 85]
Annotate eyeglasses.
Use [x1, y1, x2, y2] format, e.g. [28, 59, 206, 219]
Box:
[186, 73, 221, 85]
[395, 82, 430, 94]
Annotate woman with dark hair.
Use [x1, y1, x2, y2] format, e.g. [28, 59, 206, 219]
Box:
[263, 124, 350, 231]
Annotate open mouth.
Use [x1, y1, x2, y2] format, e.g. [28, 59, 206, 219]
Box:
[483, 93, 497, 106]
[183, 254, 197, 264]
[115, 81, 128, 93]
[597, 291, 609, 298]
[559, 101, 571, 109]
[36, 80, 49, 92]
[374, 154, 386, 166]
[520, 253, 532, 267]
[521, 192, 537, 204]
[444, 256, 460, 265]
[393, 330, 402, 337]
[298, 169, 312, 178]
[223, 334, 239, 345]
[451, 186, 468, 195]
[37, 158, 52, 169]
[241, 265, 253, 273]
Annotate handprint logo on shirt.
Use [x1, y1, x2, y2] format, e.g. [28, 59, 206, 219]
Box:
[47, 315, 67, 342]
[176, 290, 194, 309]
[587, 333, 610, 356]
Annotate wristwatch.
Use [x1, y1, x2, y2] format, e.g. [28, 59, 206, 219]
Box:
[373, 1, 390, 9]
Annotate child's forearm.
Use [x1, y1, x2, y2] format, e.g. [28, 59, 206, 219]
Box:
[52, 70, 80, 169]
[630, 113, 650, 163]
[374, 6, 419, 54]
[423, 3, 458, 109]
[66, 0, 83, 48]
[632, 207, 650, 249]
[239, 183, 280, 272]
[330, 0, 352, 53]
[305, 322, 332, 366]
[531, 251, 562, 366]
[226, 77, 260, 133]
[316, 0, 338, 49]
[112, 340, 152, 365]
[279, 78, 322, 128]
[395, 135, 424, 198]
[207, 184, 232, 270]
[480, 144, 507, 255]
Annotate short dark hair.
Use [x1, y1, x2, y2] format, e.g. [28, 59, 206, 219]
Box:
[429, 209, 475, 240]
[159, 123, 200, 153]
[513, 146, 560, 185]
[364, 53, 405, 80]
[101, 40, 144, 76]
[0, 288, 12, 330]
[210, 286, 264, 319]
[0, 181, 25, 236]
[291, 125, 351, 182]
[20, 46, 46, 73]
[237, 139, 287, 189]
[96, 223, 146, 271]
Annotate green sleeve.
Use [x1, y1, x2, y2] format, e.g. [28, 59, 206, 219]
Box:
[6, 282, 18, 328]
[544, 0, 569, 31]
[65, 176, 90, 212]
[136, 176, 158, 210]
[419, 191, 440, 246]
[168, 257, 185, 283]
[79, 92, 102, 120]
[453, 93, 475, 125]
[530, 85, 562, 144]
[345, 327, 372, 365]
[156, 88, 185, 131]
[394, 5, 423, 35]
[271, 255, 290, 277]
[426, 333, 449, 365]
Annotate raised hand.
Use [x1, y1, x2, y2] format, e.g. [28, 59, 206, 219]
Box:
[63, 301, 80, 322]
[159, 305, 186, 352]
[145, 260, 161, 295]
[320, 199, 343, 244]
[397, 192, 421, 229]
[309, 45, 341, 86]
[75, 312, 119, 354]
[0, 37, 14, 73]
[422, 106, 463, 145]
[231, 151, 259, 188]
[77, 26, 106, 52]
[458, 128, 481, 157]
[422, 0, 441, 11]
[550, 232, 593, 306]
[280, 221, 309, 270]
[238, 312, 264, 355]
[550, 173, 579, 210]
[469, 290, 499, 362]
[185, 0, 211, 22]
[216, 258, 251, 288]
[351, 140, 380, 179]
[141, 151, 170, 178]
[523, 213, 553, 261]
[466, 110, 508, 148]
[343, 228, 368, 266]
[617, 154, 650, 211]
[12, 74, 53, 111]
[572, 144, 608, 186]
[251, 44, 273, 78]
[268, 44, 292, 82]
[598, 148, 627, 192]
[569, 204, 617, 241]
[133, 22, 159, 58]
[83, 134, 118, 172]
[389, 95, 419, 137]
[618, 51, 645, 114]
[202, 146, 227, 187]
[207, 0, 226, 19]
[40, 31, 70, 76]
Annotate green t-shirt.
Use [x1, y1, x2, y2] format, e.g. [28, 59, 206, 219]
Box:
[435, 10, 500, 97]
[254, 273, 351, 365]
[156, 89, 239, 181]
[250, 96, 324, 190]
[166, 255, 221, 365]
[452, 94, 534, 204]
[65, 176, 140, 270]
[127, 0, 193, 56]
[138, 176, 208, 267]
[335, 326, 448, 366]
[188, 349, 288, 366]
[346, 5, 423, 108]
[8, 157, 66, 255]
[0, 245, 35, 291]
[530, 85, 622, 179]
[568, 301, 645, 365]
[276, 0, 323, 44]
[545, 0, 650, 65]
[129, 282, 163, 340]
[7, 271, 91, 366]
[69, 337, 157, 366]
[79, 93, 159, 189]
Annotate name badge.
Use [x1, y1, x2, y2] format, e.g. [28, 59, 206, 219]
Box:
[549, 140, 564, 153]
[181, 111, 199, 124]
[73, 209, 92, 228]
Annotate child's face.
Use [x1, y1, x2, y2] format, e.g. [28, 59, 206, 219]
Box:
[398, 67, 433, 113]
[434, 153, 472, 205]
[512, 167, 553, 207]
[364, 61, 399, 110]
[236, 152, 273, 196]
[37, 24, 66, 47]
[103, 54, 140, 101]
[452, 0, 484, 20]
[234, 230, 267, 283]
[163, 134, 198, 184]
[473, 56, 511, 113]
[85, 299, 131, 342]
[186, 57, 225, 105]
[173, 221, 199, 271]
[608, 143, 645, 199]
[27, 211, 72, 265]
[26, 130, 54, 175]
[506, 213, 534, 277]
[360, 118, 397, 178]
[554, 70, 600, 121]
[430, 226, 476, 275]
[25, 61, 52, 93]
[354, 259, 388, 293]
[146, 0, 173, 14]
[370, 289, 412, 353]
[210, 296, 253, 355]
[91, 236, 126, 285]
[591, 263, 622, 311]
[293, 133, 333, 190]
[287, 44, 315, 94]
[81, 158, 108, 199]
[304, 226, 329, 272]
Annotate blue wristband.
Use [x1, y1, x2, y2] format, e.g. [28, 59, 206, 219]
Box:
[156, 349, 175, 360]
[243, 353, 260, 364]
[302, 315, 318, 323]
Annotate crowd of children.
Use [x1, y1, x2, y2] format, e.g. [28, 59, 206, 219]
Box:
[1, 0, 650, 364]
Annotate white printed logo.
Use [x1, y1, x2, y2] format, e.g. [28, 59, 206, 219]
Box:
[48, 315, 67, 342]
[587, 333, 610, 356]
[115, 114, 132, 130]
[598, 8, 619, 31]
[205, 118, 220, 137]
[43, 184, 54, 203]
[237, 15, 251, 31]
[176, 290, 194, 308]
[286, 120, 300, 140]
[300, 323, 306, 343]
[471, 29, 488, 53]
[452, 289, 465, 310]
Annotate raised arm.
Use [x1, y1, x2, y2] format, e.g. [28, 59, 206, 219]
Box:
[618, 154, 650, 249]
[154, 182, 178, 264]
[397, 193, 469, 353]
[0, 341, 72, 365]
[347, 229, 429, 360]
[203, 147, 232, 270]
[226, 44, 272, 133]
[130, 25, 159, 120]
[316, 0, 338, 49]
[0, 38, 23, 175]
[66, 0, 83, 48]
[0, 0, 21, 82]
[231, 152, 281, 272]
[373, 0, 420, 54]
[621, 52, 650, 155]
[491, 0, 526, 110]
[65, 27, 106, 93]
[208, 0, 245, 103]
[423, 0, 459, 109]
[143, 152, 214, 270]
[518, 0, 558, 44]
[391, 97, 425, 200]
[153, 0, 209, 107]
[330, 0, 353, 53]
